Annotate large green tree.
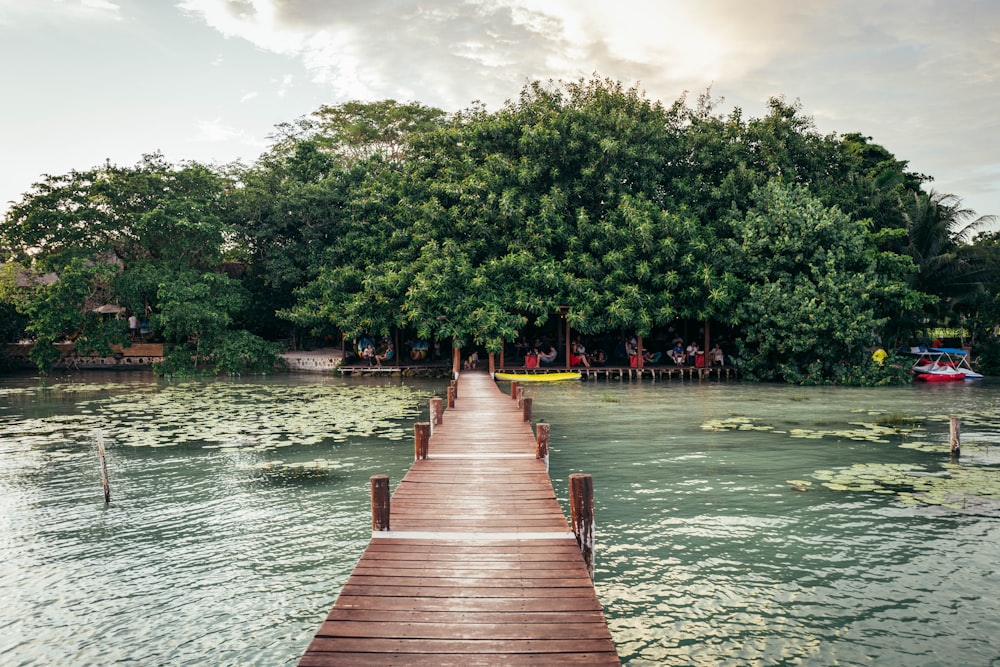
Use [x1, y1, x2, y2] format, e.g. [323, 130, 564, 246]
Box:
[1, 154, 279, 374]
[727, 181, 924, 383]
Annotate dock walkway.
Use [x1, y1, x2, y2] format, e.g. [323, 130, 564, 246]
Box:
[298, 371, 620, 666]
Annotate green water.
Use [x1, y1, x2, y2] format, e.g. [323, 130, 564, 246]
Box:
[2, 372, 999, 666]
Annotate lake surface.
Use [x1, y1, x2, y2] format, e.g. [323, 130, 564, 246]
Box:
[2, 371, 999, 666]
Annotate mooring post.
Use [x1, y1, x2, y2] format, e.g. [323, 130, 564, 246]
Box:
[517, 386, 524, 408]
[510, 380, 519, 401]
[447, 385, 455, 409]
[950, 416, 961, 459]
[535, 422, 550, 471]
[570, 473, 595, 579]
[430, 397, 443, 434]
[370, 475, 390, 532]
[450, 379, 458, 400]
[97, 430, 110, 504]
[522, 396, 533, 423]
[414, 422, 430, 461]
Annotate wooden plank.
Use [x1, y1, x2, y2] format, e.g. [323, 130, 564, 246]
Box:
[315, 621, 613, 640]
[300, 651, 620, 666]
[305, 638, 617, 654]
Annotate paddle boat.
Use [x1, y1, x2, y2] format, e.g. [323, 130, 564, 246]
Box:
[927, 347, 984, 379]
[904, 347, 972, 382]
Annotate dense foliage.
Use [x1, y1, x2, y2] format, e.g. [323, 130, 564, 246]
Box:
[2, 78, 997, 382]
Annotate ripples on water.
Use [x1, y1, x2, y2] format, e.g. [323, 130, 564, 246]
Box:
[0, 372, 424, 666]
[537, 380, 1000, 666]
[2, 373, 1000, 666]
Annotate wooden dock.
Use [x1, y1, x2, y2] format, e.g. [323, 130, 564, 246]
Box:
[298, 371, 620, 666]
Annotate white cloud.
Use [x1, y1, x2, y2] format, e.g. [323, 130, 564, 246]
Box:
[191, 117, 261, 147]
[81, 0, 120, 13]
[274, 73, 293, 97]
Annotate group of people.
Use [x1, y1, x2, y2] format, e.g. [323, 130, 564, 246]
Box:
[360, 340, 395, 366]
[666, 339, 725, 367]
[523, 338, 607, 368]
[359, 334, 728, 369]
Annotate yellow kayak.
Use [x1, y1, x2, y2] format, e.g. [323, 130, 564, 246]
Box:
[495, 371, 582, 382]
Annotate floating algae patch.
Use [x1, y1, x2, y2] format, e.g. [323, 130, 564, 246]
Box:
[701, 416, 775, 432]
[252, 458, 355, 480]
[702, 413, 925, 444]
[812, 462, 1000, 511]
[3, 381, 435, 453]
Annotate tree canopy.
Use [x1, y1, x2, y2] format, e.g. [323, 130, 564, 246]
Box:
[3, 78, 998, 381]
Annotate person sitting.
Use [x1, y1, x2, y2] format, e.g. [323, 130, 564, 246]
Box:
[670, 341, 686, 366]
[464, 351, 480, 369]
[538, 345, 558, 364]
[643, 349, 662, 364]
[524, 348, 539, 368]
[709, 343, 725, 366]
[362, 343, 375, 366]
[375, 342, 394, 366]
[570, 340, 590, 367]
[685, 341, 700, 366]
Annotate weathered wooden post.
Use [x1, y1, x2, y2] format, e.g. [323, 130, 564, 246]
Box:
[414, 422, 430, 461]
[522, 396, 533, 423]
[535, 422, 550, 471]
[370, 475, 390, 532]
[510, 381, 519, 401]
[450, 378, 458, 400]
[430, 397, 443, 434]
[97, 430, 110, 504]
[950, 416, 961, 459]
[447, 385, 455, 409]
[569, 473, 595, 579]
[488, 352, 496, 375]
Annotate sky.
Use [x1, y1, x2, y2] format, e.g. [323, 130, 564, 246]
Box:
[1, 0, 999, 227]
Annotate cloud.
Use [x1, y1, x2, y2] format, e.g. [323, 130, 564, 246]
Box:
[191, 117, 264, 149]
[173, 0, 1000, 214]
[274, 73, 293, 97]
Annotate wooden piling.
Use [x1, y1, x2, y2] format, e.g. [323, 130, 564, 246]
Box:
[570, 473, 595, 579]
[517, 386, 524, 408]
[97, 430, 110, 504]
[370, 475, 390, 532]
[510, 380, 519, 401]
[414, 422, 430, 461]
[430, 397, 443, 434]
[950, 416, 961, 459]
[522, 396, 533, 423]
[450, 379, 458, 400]
[447, 385, 455, 409]
[536, 422, 550, 471]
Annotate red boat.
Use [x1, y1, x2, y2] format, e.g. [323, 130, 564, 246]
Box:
[907, 349, 967, 382]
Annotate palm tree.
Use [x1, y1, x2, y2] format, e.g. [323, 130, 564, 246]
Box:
[902, 190, 997, 327]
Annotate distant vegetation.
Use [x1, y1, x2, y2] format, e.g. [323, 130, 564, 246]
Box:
[2, 78, 998, 382]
